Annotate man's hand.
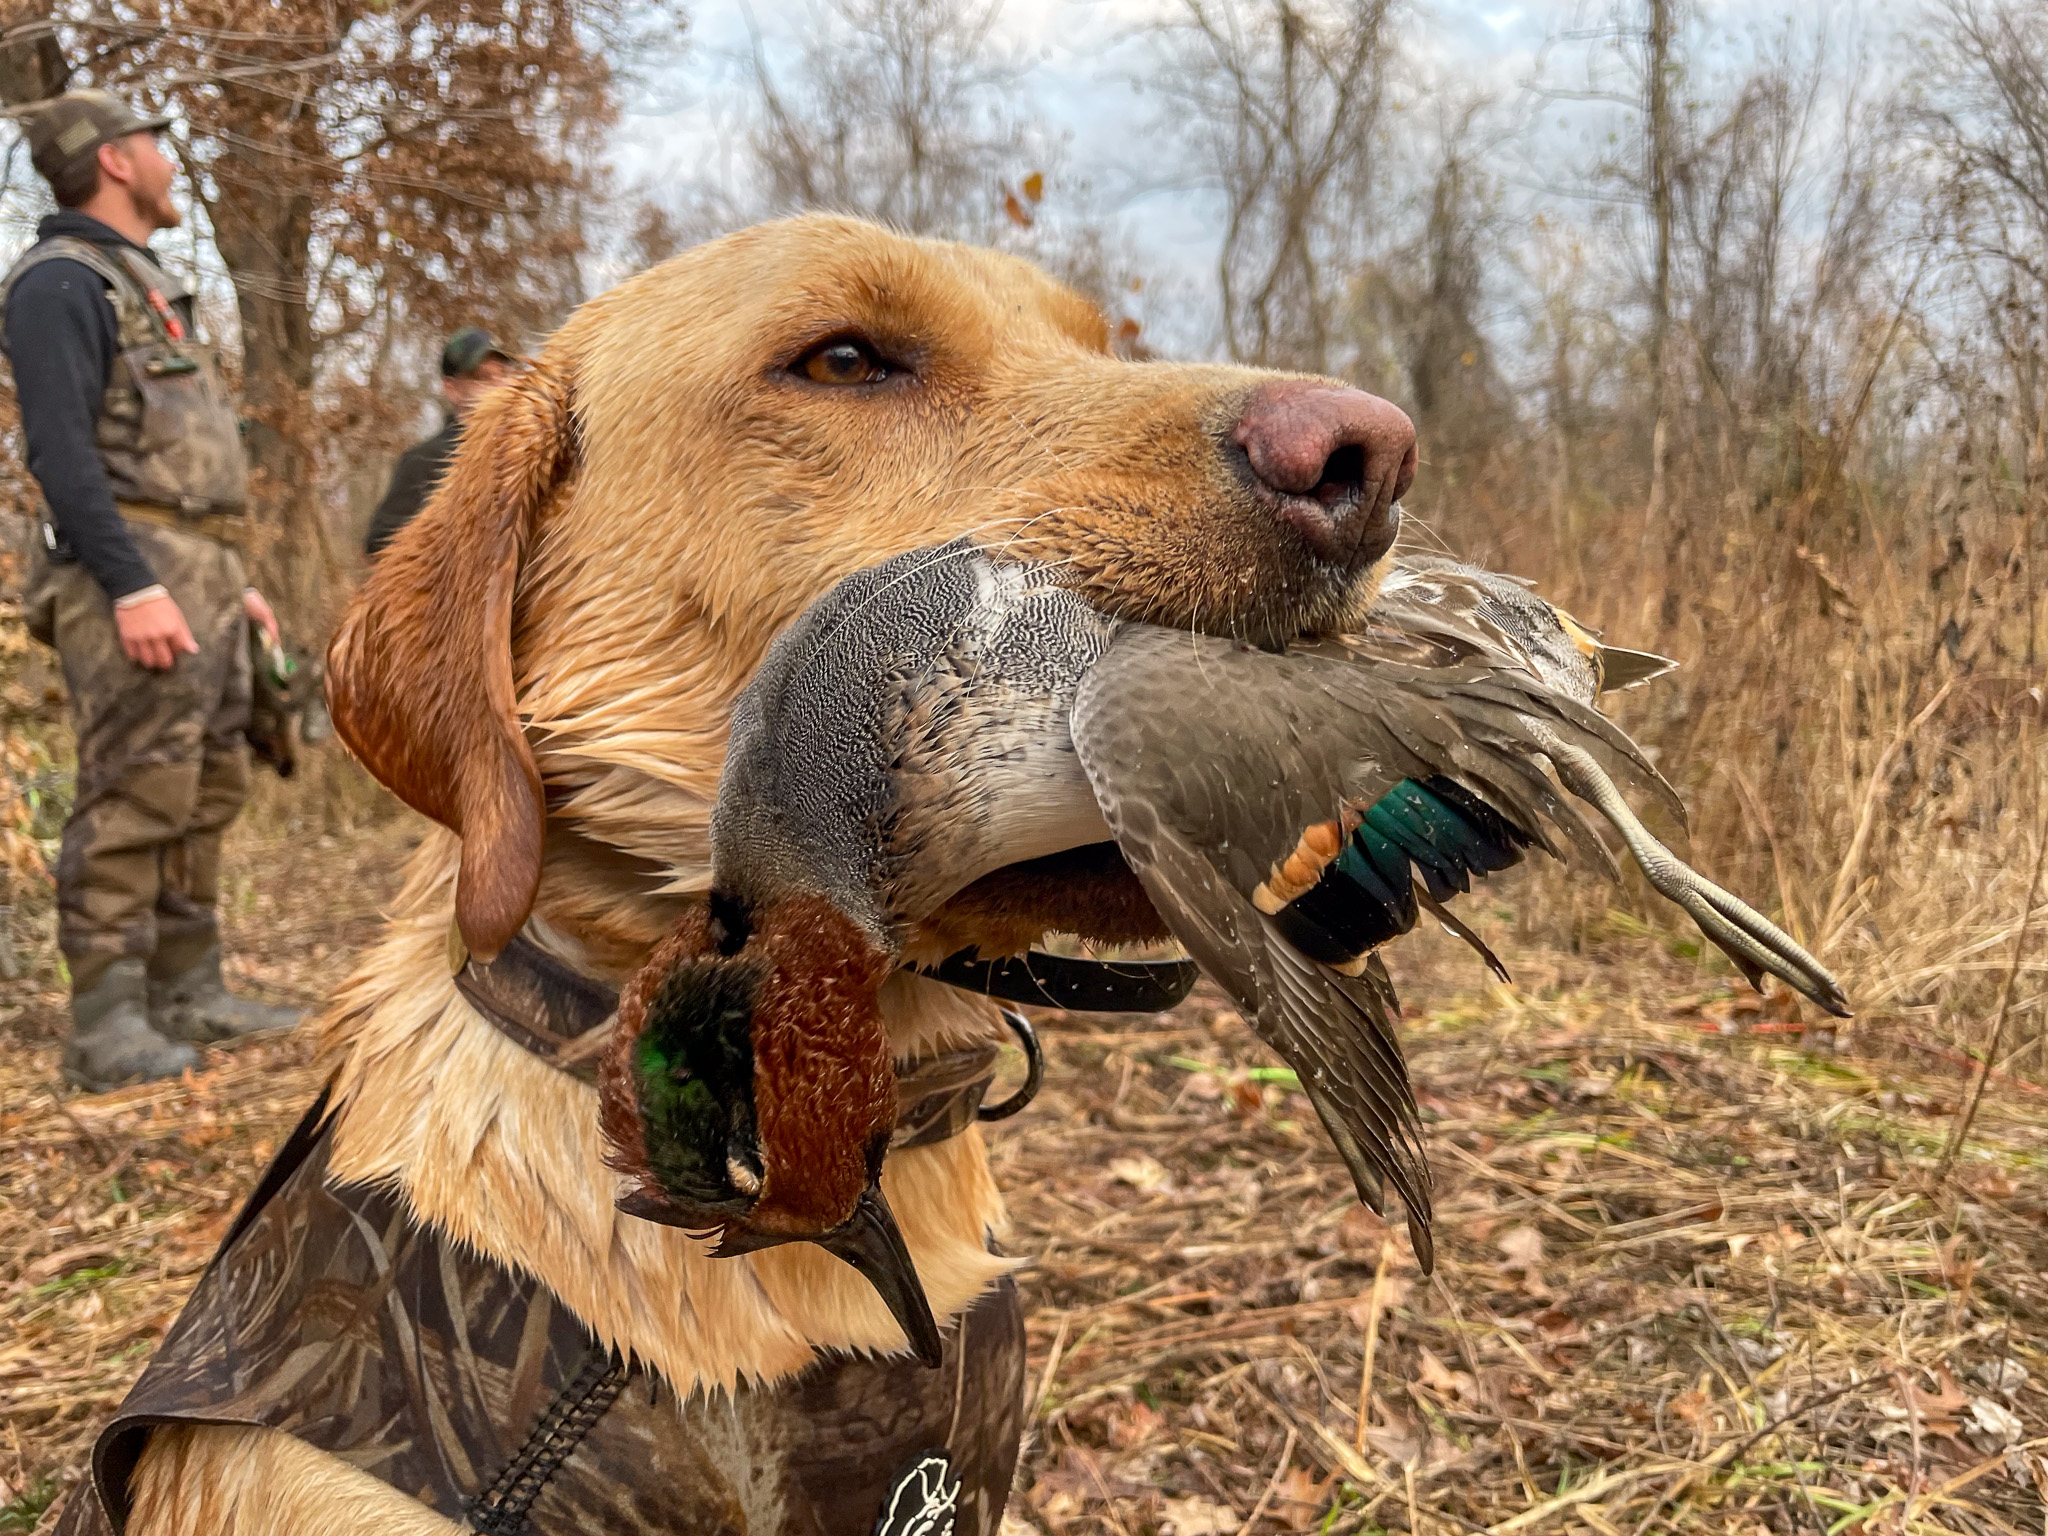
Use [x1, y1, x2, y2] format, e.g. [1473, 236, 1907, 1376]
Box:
[243, 587, 279, 646]
[115, 592, 198, 671]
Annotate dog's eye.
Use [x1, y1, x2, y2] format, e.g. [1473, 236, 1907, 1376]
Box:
[795, 337, 892, 386]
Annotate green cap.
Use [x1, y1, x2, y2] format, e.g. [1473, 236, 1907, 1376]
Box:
[442, 327, 513, 378]
[24, 90, 173, 185]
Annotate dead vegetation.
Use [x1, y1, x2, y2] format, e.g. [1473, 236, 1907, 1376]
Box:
[2, 819, 2043, 1534]
[0, 812, 416, 1531]
[993, 932, 2048, 1536]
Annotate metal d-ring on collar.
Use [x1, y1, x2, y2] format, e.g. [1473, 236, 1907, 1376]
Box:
[976, 1008, 1044, 1122]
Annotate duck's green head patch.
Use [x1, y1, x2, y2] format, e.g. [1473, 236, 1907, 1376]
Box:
[600, 933, 764, 1219]
[634, 958, 762, 1208]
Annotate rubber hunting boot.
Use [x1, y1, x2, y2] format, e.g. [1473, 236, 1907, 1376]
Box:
[149, 942, 302, 1044]
[65, 958, 201, 1092]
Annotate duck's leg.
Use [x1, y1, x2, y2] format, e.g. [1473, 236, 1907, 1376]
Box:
[1536, 732, 1850, 1017]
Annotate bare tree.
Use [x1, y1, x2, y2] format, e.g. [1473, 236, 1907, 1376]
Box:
[1918, 1, 2048, 445]
[748, 0, 1033, 239]
[1345, 99, 1510, 468]
[1916, 0, 2048, 667]
[1155, 0, 1397, 373]
[1921, 0, 2048, 292]
[0, 9, 69, 107]
[672, 0, 1147, 340]
[1405, 107, 1506, 446]
[1669, 49, 1891, 506]
[1531, 8, 1896, 542]
[1643, 0, 1677, 525]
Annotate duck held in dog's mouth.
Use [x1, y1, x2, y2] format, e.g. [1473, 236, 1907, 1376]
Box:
[599, 538, 1846, 1361]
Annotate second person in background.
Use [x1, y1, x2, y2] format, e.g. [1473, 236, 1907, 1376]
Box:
[362, 327, 516, 558]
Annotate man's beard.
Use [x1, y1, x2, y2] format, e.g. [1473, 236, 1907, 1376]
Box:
[138, 186, 182, 231]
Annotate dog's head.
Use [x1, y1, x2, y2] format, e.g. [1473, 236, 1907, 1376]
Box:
[328, 215, 1417, 962]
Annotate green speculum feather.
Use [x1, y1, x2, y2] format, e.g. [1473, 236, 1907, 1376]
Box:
[1276, 776, 1534, 967]
[633, 961, 759, 1206]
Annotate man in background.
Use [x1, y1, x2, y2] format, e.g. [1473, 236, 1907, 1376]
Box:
[362, 327, 514, 557]
[3, 91, 299, 1092]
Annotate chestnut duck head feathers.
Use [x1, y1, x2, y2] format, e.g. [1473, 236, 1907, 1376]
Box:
[598, 895, 942, 1365]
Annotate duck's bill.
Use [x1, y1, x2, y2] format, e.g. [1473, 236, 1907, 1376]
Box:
[631, 1180, 944, 1367]
[615, 1186, 733, 1239]
[815, 1185, 945, 1369]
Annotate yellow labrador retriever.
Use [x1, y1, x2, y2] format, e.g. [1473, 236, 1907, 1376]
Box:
[60, 215, 1417, 1536]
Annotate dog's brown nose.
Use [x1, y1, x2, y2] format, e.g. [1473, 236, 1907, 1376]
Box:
[1232, 383, 1417, 566]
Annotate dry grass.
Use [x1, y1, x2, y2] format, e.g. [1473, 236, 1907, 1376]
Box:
[1418, 449, 2048, 1083]
[2, 819, 2043, 1535]
[994, 918, 2048, 1536]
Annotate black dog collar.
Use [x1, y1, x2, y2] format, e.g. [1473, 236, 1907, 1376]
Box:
[449, 931, 1170, 1127]
[916, 947, 1198, 1013]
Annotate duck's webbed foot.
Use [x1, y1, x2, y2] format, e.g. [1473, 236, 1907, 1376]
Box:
[1541, 735, 1850, 1018]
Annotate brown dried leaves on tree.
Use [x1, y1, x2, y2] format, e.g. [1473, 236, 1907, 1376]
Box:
[23, 1, 659, 621]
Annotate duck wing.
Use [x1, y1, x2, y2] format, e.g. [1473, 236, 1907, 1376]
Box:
[1070, 629, 1669, 1268]
[1349, 561, 1841, 1010]
[1334, 562, 1842, 1007]
[1073, 628, 1848, 1266]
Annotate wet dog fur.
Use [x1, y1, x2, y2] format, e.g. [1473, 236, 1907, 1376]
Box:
[117, 215, 1402, 1534]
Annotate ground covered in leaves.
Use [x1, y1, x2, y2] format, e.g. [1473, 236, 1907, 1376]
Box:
[991, 953, 2047, 1536]
[2, 824, 2044, 1536]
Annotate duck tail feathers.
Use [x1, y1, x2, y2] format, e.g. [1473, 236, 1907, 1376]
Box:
[1599, 645, 1679, 692]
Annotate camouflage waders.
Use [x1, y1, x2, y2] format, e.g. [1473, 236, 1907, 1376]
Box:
[29, 519, 251, 992]
[4, 233, 293, 1085]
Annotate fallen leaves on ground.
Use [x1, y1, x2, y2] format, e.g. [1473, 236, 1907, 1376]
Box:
[2, 826, 2045, 1536]
[989, 926, 2048, 1535]
[0, 813, 415, 1524]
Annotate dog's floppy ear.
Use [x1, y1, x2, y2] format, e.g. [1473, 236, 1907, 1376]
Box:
[327, 359, 578, 961]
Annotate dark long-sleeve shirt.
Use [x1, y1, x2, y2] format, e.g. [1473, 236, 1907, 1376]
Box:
[2, 211, 195, 601]
[364, 415, 462, 559]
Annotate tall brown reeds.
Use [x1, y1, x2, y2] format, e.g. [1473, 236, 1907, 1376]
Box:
[1424, 400, 2045, 1067]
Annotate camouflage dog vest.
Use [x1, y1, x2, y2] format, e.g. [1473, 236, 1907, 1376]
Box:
[52, 1093, 1025, 1536]
[53, 938, 1029, 1536]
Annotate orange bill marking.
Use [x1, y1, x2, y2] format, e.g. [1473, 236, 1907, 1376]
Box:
[1252, 819, 1346, 914]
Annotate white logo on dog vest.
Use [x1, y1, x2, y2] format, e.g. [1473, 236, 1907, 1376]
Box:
[874, 1450, 959, 1536]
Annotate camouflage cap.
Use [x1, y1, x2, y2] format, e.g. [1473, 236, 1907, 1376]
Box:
[441, 327, 513, 378]
[24, 90, 174, 184]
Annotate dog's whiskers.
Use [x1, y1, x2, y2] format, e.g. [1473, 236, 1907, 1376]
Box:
[996, 402, 1089, 480]
[1393, 506, 1454, 560]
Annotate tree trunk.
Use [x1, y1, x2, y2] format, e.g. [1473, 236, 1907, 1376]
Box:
[200, 90, 327, 633]
[0, 6, 71, 105]
[1644, 0, 1681, 629]
[1644, 0, 1675, 527]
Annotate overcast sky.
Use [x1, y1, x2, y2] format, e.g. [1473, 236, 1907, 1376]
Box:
[606, 0, 1928, 359]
